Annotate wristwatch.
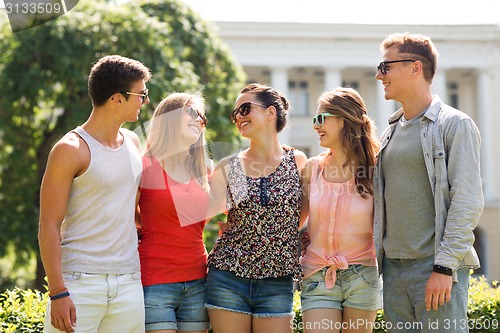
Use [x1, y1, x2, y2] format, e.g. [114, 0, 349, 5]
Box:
[433, 265, 453, 276]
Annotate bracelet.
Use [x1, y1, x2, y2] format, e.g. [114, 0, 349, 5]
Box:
[49, 287, 68, 297]
[50, 291, 70, 300]
[433, 265, 453, 276]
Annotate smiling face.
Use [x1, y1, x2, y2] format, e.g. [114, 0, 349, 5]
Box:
[181, 99, 206, 146]
[313, 107, 344, 149]
[233, 92, 270, 137]
[375, 46, 416, 103]
[120, 79, 149, 122]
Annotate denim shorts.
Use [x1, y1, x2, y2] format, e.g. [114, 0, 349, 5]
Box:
[205, 267, 294, 318]
[300, 264, 383, 312]
[143, 278, 210, 331]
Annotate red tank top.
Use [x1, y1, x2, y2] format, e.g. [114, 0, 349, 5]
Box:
[138, 156, 208, 286]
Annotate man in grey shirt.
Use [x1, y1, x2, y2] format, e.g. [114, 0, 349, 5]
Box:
[374, 32, 483, 332]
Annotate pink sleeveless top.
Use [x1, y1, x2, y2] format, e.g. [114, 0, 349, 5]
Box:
[300, 157, 376, 288]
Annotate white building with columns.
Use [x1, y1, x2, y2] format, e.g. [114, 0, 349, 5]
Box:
[213, 21, 500, 282]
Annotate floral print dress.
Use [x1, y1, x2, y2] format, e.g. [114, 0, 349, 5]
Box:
[207, 148, 302, 280]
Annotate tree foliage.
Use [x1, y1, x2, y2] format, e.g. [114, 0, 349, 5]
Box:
[0, 0, 246, 289]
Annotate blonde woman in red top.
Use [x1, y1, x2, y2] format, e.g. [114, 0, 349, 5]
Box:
[299, 87, 382, 333]
[137, 92, 211, 333]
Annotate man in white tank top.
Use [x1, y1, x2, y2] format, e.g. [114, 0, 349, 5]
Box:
[38, 55, 151, 333]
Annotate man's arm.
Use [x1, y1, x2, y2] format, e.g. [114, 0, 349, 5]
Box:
[435, 117, 483, 268]
[38, 133, 88, 333]
[426, 116, 483, 311]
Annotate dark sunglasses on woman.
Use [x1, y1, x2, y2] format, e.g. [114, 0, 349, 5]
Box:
[230, 101, 267, 123]
[186, 105, 208, 127]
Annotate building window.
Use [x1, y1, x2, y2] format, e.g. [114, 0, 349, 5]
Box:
[341, 80, 359, 90]
[448, 82, 459, 109]
[288, 81, 309, 116]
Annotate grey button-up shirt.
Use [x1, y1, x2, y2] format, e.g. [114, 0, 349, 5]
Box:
[373, 96, 483, 277]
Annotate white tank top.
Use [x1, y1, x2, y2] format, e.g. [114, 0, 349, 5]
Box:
[60, 126, 141, 274]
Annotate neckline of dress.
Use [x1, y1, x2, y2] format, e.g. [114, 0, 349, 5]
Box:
[237, 148, 289, 180]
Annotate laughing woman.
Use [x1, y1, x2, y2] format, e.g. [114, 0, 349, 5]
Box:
[206, 83, 307, 333]
[137, 92, 211, 333]
[299, 87, 382, 333]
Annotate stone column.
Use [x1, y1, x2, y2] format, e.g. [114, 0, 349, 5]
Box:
[433, 70, 448, 104]
[375, 82, 395, 135]
[324, 67, 342, 91]
[271, 67, 290, 145]
[307, 67, 344, 156]
[477, 69, 493, 199]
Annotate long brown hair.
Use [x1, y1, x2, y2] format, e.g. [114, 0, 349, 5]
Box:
[317, 87, 380, 197]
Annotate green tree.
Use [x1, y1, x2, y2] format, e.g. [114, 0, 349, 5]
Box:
[0, 0, 246, 290]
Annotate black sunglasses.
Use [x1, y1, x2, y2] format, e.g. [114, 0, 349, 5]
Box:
[186, 105, 208, 127]
[312, 112, 339, 126]
[230, 101, 267, 123]
[119, 89, 149, 104]
[377, 60, 416, 75]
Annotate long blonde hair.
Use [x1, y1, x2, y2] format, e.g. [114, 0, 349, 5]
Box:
[144, 92, 210, 192]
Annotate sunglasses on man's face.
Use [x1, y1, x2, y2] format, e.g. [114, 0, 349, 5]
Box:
[119, 89, 149, 104]
[230, 101, 267, 123]
[376, 59, 416, 75]
[312, 112, 339, 126]
[186, 105, 208, 127]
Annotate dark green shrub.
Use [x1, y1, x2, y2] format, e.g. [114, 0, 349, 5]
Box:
[1, 276, 498, 332]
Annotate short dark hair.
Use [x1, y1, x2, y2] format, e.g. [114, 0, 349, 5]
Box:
[240, 83, 290, 132]
[88, 55, 151, 107]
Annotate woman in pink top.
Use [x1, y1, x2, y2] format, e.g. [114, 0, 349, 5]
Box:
[299, 87, 382, 333]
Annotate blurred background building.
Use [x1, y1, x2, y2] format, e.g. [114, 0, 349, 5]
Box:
[184, 0, 500, 282]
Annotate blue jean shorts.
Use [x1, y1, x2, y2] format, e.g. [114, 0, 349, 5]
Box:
[300, 264, 383, 312]
[205, 267, 294, 318]
[143, 278, 210, 331]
